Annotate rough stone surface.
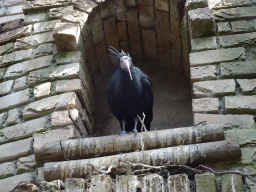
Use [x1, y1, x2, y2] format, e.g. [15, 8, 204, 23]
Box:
[220, 60, 256, 78]
[55, 51, 81, 65]
[51, 109, 78, 127]
[193, 79, 236, 98]
[191, 65, 217, 82]
[225, 95, 256, 114]
[88, 175, 113, 192]
[0, 68, 6, 81]
[195, 173, 216, 192]
[188, 8, 216, 38]
[48, 6, 73, 20]
[34, 82, 51, 99]
[138, 0, 154, 27]
[116, 175, 141, 192]
[143, 174, 165, 192]
[39, 180, 62, 192]
[0, 138, 33, 163]
[191, 36, 217, 52]
[155, 0, 169, 11]
[5, 55, 53, 78]
[189, 47, 245, 66]
[65, 178, 86, 192]
[1, 49, 34, 67]
[208, 0, 251, 9]
[0, 162, 16, 179]
[0, 89, 30, 111]
[239, 148, 256, 165]
[156, 10, 170, 49]
[61, 9, 88, 29]
[0, 172, 33, 192]
[231, 20, 254, 33]
[73, 1, 97, 14]
[214, 7, 256, 21]
[6, 108, 20, 126]
[142, 29, 158, 61]
[192, 98, 219, 113]
[225, 128, 256, 145]
[0, 42, 14, 55]
[7, 5, 23, 15]
[168, 174, 190, 192]
[221, 174, 243, 192]
[23, 92, 82, 119]
[0, 18, 24, 33]
[194, 113, 254, 127]
[90, 11, 104, 46]
[185, 0, 208, 11]
[24, 12, 47, 25]
[33, 20, 59, 34]
[13, 76, 27, 91]
[0, 14, 25, 25]
[217, 22, 231, 34]
[103, 17, 120, 51]
[219, 32, 256, 48]
[0, 116, 47, 144]
[237, 79, 256, 94]
[95, 41, 110, 75]
[0, 80, 14, 96]
[33, 43, 57, 58]
[0, 112, 7, 128]
[17, 154, 37, 174]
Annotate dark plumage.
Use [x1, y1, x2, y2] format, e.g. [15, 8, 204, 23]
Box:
[107, 46, 154, 134]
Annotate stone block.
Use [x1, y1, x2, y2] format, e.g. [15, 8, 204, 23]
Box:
[48, 6, 73, 20]
[168, 174, 190, 192]
[0, 19, 24, 33]
[17, 154, 37, 174]
[34, 82, 51, 99]
[217, 22, 231, 34]
[194, 113, 254, 127]
[0, 112, 7, 127]
[23, 92, 82, 119]
[237, 79, 256, 94]
[0, 14, 25, 25]
[142, 30, 158, 61]
[225, 128, 256, 145]
[156, 10, 170, 49]
[0, 7, 7, 17]
[0, 89, 30, 111]
[56, 51, 82, 65]
[61, 9, 88, 30]
[0, 172, 33, 192]
[6, 108, 20, 126]
[138, 0, 154, 27]
[191, 65, 217, 82]
[5, 55, 53, 78]
[0, 80, 14, 96]
[192, 98, 219, 113]
[170, 0, 180, 37]
[73, 0, 97, 14]
[158, 47, 171, 66]
[65, 178, 86, 192]
[239, 148, 256, 165]
[114, 0, 126, 21]
[170, 34, 182, 70]
[40, 180, 63, 192]
[0, 162, 16, 179]
[24, 12, 47, 25]
[225, 95, 256, 114]
[103, 17, 120, 51]
[116, 175, 141, 192]
[221, 174, 243, 192]
[188, 8, 216, 38]
[219, 32, 256, 48]
[155, 0, 169, 11]
[13, 76, 27, 92]
[0, 25, 32, 50]
[33, 43, 57, 58]
[95, 41, 110, 75]
[7, 5, 23, 15]
[0, 138, 33, 163]
[0, 116, 47, 144]
[214, 7, 256, 21]
[195, 173, 216, 192]
[14, 31, 54, 50]
[231, 20, 254, 33]
[88, 175, 113, 192]
[220, 60, 256, 78]
[209, 0, 251, 9]
[189, 47, 245, 66]
[4, 0, 25, 7]
[90, 11, 104, 46]
[185, 0, 208, 11]
[0, 42, 14, 55]
[99, 1, 115, 18]
[191, 36, 217, 52]
[126, 0, 136, 7]
[53, 22, 82, 51]
[142, 174, 165, 192]
[84, 33, 99, 73]
[33, 20, 59, 34]
[193, 79, 236, 98]
[0, 68, 6, 81]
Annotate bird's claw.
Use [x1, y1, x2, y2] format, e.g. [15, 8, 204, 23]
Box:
[133, 129, 138, 136]
[119, 130, 127, 135]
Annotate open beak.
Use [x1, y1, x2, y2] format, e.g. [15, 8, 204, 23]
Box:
[124, 60, 133, 80]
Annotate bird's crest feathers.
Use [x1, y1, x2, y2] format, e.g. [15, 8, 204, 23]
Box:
[108, 46, 131, 62]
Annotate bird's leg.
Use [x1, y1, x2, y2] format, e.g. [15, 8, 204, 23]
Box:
[120, 119, 127, 135]
[133, 117, 139, 136]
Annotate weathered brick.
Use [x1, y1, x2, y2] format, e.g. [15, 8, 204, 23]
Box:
[73, 0, 97, 14]
[217, 22, 231, 34]
[5, 55, 53, 78]
[168, 174, 190, 192]
[0, 89, 30, 111]
[208, 0, 251, 9]
[23, 92, 82, 119]
[33, 43, 57, 58]
[239, 148, 256, 165]
[214, 7, 256, 21]
[191, 65, 217, 82]
[6, 108, 20, 126]
[55, 51, 81, 65]
[0, 116, 47, 144]
[34, 82, 51, 99]
[0, 7, 7, 17]
[88, 175, 113, 192]
[103, 17, 120, 51]
[17, 154, 37, 174]
[231, 20, 254, 33]
[0, 42, 14, 55]
[0, 112, 7, 127]
[0, 172, 33, 192]
[48, 6, 73, 20]
[195, 173, 216, 192]
[142, 30, 158, 61]
[0, 19, 24, 34]
[138, 0, 154, 27]
[0, 14, 24, 25]
[192, 98, 219, 113]
[221, 174, 243, 192]
[188, 8, 215, 38]
[0, 138, 33, 163]
[143, 174, 165, 192]
[14, 31, 54, 50]
[225, 128, 256, 145]
[1, 49, 33, 67]
[4, 0, 25, 7]
[185, 0, 208, 11]
[65, 178, 86, 192]
[13, 76, 27, 91]
[193, 79, 236, 98]
[24, 12, 47, 25]
[53, 22, 82, 51]
[191, 36, 217, 52]
[0, 68, 6, 81]
[116, 175, 140, 192]
[0, 80, 14, 96]
[219, 32, 256, 48]
[189, 47, 245, 66]
[237, 79, 256, 94]
[0, 162, 16, 179]
[225, 95, 256, 114]
[90, 11, 105, 46]
[7, 5, 23, 15]
[61, 9, 88, 30]
[194, 113, 254, 127]
[114, 0, 126, 21]
[33, 20, 59, 34]
[220, 60, 256, 78]
[99, 1, 115, 18]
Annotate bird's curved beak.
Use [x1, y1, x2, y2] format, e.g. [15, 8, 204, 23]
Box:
[123, 60, 133, 80]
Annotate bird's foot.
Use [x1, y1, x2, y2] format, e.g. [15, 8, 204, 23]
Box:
[119, 130, 127, 135]
[133, 129, 138, 136]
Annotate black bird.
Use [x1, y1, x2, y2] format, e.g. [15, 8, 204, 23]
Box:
[107, 46, 154, 135]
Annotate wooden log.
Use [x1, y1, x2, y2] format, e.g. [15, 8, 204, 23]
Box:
[35, 124, 225, 163]
[43, 139, 241, 181]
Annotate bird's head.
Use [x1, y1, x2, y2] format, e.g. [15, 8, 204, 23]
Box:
[109, 46, 133, 80]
